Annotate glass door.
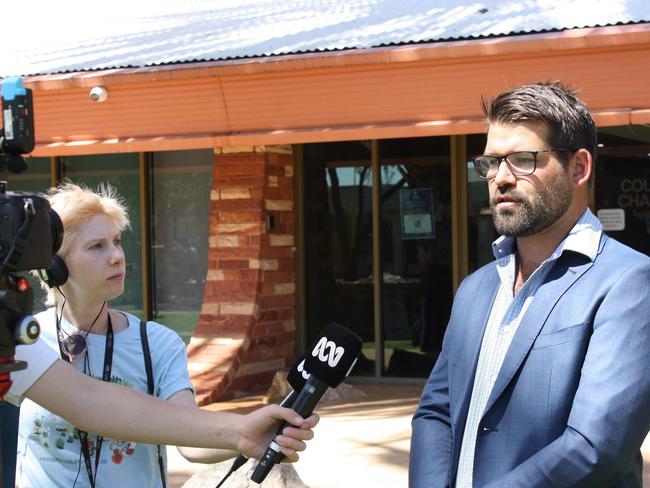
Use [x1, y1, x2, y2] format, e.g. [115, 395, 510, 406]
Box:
[466, 133, 498, 272]
[302, 137, 454, 379]
[303, 141, 375, 376]
[596, 126, 650, 257]
[378, 138, 452, 378]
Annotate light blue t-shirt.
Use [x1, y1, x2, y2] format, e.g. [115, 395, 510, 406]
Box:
[16, 308, 194, 488]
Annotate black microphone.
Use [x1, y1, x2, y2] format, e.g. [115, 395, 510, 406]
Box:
[214, 355, 309, 488]
[250, 323, 362, 484]
[284, 352, 309, 401]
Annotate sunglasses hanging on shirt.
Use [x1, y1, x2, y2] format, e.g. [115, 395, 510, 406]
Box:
[56, 299, 106, 363]
[59, 329, 90, 362]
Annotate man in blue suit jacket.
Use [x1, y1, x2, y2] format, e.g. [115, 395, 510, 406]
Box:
[410, 82, 650, 487]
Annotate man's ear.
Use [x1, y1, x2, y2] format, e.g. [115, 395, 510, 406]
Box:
[570, 148, 592, 188]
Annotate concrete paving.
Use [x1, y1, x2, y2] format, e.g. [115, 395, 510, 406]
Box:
[167, 383, 650, 488]
[167, 384, 419, 488]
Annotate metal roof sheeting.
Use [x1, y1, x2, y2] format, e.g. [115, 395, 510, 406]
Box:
[1, 0, 649, 76]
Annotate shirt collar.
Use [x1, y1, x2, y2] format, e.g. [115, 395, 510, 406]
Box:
[492, 208, 603, 263]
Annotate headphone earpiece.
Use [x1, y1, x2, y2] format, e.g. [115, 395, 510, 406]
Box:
[40, 255, 69, 288]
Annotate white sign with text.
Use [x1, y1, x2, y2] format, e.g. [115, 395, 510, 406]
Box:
[597, 208, 625, 231]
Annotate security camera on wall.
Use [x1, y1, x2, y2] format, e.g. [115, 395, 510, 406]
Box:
[89, 86, 108, 102]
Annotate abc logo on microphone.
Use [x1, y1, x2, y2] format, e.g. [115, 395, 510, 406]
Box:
[250, 323, 362, 484]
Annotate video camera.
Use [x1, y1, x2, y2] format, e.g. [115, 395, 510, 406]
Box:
[0, 77, 63, 402]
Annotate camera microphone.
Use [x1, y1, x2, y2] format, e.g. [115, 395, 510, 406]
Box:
[250, 323, 362, 484]
[0, 77, 35, 156]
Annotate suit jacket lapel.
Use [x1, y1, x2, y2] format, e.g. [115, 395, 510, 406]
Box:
[451, 266, 500, 429]
[481, 253, 594, 417]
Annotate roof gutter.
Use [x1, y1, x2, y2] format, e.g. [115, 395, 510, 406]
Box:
[22, 23, 650, 90]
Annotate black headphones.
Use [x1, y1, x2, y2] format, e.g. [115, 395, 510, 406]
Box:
[40, 255, 69, 288]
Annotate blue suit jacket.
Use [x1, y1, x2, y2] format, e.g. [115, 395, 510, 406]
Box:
[410, 234, 650, 487]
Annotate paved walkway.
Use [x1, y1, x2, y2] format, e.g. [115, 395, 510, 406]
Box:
[168, 383, 650, 488]
[167, 384, 419, 487]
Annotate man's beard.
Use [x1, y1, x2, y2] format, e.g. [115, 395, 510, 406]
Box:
[490, 172, 572, 237]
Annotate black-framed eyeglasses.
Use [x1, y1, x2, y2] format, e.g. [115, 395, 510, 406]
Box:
[471, 148, 575, 179]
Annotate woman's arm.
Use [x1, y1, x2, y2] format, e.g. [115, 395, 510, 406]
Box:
[169, 389, 239, 463]
[25, 359, 315, 460]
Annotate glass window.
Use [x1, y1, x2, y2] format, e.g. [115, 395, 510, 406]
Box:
[466, 133, 497, 272]
[303, 138, 454, 379]
[2, 157, 52, 312]
[303, 141, 375, 376]
[61, 153, 142, 315]
[1, 157, 50, 193]
[379, 137, 452, 378]
[596, 126, 650, 257]
[150, 149, 213, 343]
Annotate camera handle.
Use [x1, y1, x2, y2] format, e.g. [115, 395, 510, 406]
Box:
[0, 275, 40, 403]
[0, 356, 26, 402]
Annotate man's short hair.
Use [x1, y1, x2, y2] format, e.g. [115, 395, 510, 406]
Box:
[481, 82, 597, 166]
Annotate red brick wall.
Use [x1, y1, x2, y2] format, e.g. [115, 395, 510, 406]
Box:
[187, 145, 296, 405]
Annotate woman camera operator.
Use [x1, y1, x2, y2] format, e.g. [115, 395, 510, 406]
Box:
[7, 182, 316, 487]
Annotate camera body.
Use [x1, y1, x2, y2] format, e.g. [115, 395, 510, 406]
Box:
[0, 189, 61, 272]
[0, 77, 63, 401]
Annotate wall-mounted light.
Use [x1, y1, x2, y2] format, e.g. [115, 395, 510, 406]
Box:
[89, 86, 108, 103]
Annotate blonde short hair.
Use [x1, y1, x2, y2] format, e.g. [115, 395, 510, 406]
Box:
[43, 181, 130, 304]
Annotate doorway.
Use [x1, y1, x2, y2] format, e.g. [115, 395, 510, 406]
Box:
[301, 137, 453, 379]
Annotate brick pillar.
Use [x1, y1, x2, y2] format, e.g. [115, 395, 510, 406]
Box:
[188, 145, 296, 405]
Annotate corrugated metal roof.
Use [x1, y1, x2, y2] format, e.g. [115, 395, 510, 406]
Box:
[1, 0, 649, 77]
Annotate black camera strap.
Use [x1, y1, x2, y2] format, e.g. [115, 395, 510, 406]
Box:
[139, 320, 167, 488]
[72, 314, 113, 488]
[54, 310, 112, 488]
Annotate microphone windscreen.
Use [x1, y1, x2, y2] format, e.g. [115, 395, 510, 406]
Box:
[304, 323, 362, 388]
[287, 354, 308, 391]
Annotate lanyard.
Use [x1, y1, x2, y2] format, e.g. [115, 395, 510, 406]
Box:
[57, 313, 114, 488]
